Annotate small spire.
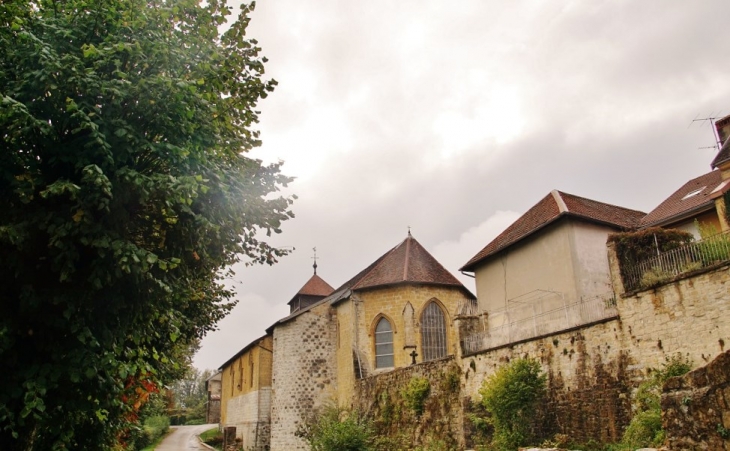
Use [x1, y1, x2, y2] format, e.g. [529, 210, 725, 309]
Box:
[312, 247, 319, 275]
[407, 226, 412, 237]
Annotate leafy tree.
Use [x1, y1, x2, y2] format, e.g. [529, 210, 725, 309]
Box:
[0, 0, 293, 449]
[478, 358, 546, 451]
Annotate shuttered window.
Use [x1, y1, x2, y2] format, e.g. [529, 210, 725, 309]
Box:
[421, 302, 447, 361]
[374, 318, 394, 368]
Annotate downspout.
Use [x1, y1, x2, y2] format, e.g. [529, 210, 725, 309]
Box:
[351, 291, 363, 379]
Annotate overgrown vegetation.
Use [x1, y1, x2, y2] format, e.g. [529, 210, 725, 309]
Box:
[0, 0, 293, 449]
[695, 221, 730, 265]
[478, 358, 547, 451]
[620, 354, 692, 449]
[608, 228, 693, 285]
[199, 427, 223, 450]
[298, 405, 373, 451]
[401, 377, 431, 417]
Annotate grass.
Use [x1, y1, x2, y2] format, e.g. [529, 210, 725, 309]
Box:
[199, 427, 223, 451]
[139, 428, 173, 451]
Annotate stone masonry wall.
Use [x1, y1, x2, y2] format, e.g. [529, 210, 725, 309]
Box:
[662, 349, 730, 450]
[224, 388, 271, 451]
[460, 264, 730, 444]
[270, 302, 337, 451]
[353, 357, 465, 449]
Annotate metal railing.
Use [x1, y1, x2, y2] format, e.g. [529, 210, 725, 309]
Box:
[622, 229, 730, 292]
[461, 294, 618, 355]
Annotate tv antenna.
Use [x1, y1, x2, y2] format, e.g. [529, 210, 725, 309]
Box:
[689, 113, 723, 150]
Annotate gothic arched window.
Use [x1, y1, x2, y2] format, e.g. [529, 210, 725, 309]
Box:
[421, 301, 447, 361]
[374, 317, 394, 368]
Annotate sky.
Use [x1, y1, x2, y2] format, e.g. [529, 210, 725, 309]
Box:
[193, 0, 730, 371]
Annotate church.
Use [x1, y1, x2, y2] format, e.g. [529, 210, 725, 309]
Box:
[219, 232, 475, 450]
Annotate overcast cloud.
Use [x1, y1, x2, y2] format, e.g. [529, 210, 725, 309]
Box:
[193, 0, 730, 370]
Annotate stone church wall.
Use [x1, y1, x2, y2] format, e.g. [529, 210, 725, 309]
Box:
[270, 302, 337, 451]
[224, 388, 271, 451]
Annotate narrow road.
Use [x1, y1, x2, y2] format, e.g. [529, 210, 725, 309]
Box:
[155, 424, 217, 450]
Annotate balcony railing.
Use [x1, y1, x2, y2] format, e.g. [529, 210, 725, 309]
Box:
[461, 294, 618, 356]
[621, 229, 730, 292]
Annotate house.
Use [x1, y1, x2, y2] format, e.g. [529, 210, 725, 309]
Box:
[205, 371, 221, 424]
[265, 233, 475, 451]
[460, 190, 645, 321]
[639, 115, 730, 237]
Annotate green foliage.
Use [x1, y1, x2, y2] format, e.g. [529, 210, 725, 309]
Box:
[401, 377, 431, 417]
[199, 427, 223, 450]
[695, 221, 730, 264]
[298, 405, 373, 451]
[169, 367, 212, 424]
[478, 358, 546, 451]
[621, 354, 692, 448]
[0, 0, 293, 449]
[608, 228, 693, 284]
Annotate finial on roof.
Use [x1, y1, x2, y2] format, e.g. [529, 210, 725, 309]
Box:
[312, 247, 319, 275]
[407, 226, 412, 237]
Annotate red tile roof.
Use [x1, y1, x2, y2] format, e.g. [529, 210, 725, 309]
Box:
[295, 274, 335, 297]
[350, 234, 469, 292]
[640, 170, 730, 228]
[460, 190, 646, 272]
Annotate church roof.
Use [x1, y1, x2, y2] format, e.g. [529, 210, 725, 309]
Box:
[267, 234, 475, 332]
[289, 274, 334, 302]
[348, 234, 467, 292]
[640, 170, 730, 228]
[460, 190, 646, 272]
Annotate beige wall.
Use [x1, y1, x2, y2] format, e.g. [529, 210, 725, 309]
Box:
[219, 335, 273, 450]
[664, 209, 723, 239]
[333, 284, 472, 408]
[474, 219, 616, 316]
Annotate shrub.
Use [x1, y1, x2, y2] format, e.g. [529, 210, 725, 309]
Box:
[401, 377, 431, 417]
[478, 358, 546, 451]
[298, 405, 373, 451]
[621, 354, 692, 448]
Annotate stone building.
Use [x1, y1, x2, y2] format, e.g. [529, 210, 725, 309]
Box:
[205, 371, 221, 424]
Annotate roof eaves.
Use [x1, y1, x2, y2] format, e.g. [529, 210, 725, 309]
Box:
[641, 201, 717, 229]
[218, 334, 269, 371]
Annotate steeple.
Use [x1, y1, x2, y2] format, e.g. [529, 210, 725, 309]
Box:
[287, 251, 334, 314]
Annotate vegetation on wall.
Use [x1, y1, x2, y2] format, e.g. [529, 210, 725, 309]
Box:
[621, 354, 692, 449]
[478, 358, 547, 451]
[401, 377, 431, 417]
[297, 405, 373, 451]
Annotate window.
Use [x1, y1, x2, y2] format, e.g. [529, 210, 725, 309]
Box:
[421, 302, 447, 361]
[374, 317, 394, 368]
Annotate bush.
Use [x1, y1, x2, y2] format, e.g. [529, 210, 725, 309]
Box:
[478, 358, 546, 451]
[298, 405, 373, 451]
[621, 354, 692, 448]
[401, 377, 431, 417]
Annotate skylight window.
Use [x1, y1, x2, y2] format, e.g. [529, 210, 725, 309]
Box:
[682, 186, 706, 200]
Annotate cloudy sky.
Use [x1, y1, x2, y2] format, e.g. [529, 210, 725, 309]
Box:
[193, 0, 730, 370]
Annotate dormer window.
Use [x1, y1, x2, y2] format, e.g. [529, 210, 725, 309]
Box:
[682, 186, 706, 200]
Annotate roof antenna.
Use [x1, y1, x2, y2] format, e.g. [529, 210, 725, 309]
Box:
[690, 113, 724, 150]
[312, 247, 318, 275]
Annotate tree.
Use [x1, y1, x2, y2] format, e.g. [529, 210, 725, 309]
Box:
[0, 0, 293, 449]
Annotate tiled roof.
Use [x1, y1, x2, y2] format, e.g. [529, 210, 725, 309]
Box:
[293, 274, 334, 298]
[460, 190, 646, 272]
[640, 170, 730, 228]
[350, 234, 469, 292]
[267, 235, 475, 332]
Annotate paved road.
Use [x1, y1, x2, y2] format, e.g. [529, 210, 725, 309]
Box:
[155, 424, 217, 450]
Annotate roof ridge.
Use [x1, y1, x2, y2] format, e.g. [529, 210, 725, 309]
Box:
[402, 235, 411, 280]
[551, 189, 569, 213]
